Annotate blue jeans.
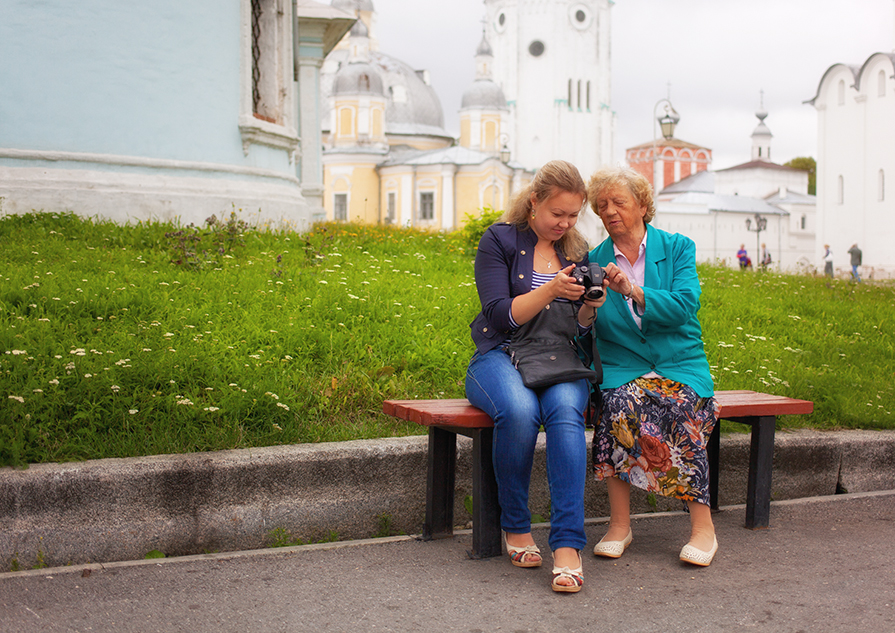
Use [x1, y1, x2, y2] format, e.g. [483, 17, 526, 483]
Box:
[465, 346, 589, 551]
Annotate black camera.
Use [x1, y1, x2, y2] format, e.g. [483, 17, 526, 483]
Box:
[571, 264, 605, 300]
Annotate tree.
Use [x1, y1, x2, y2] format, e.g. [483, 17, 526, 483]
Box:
[784, 156, 816, 195]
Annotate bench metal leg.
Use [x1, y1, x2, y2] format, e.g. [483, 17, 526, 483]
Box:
[424, 426, 456, 540]
[745, 415, 776, 530]
[469, 427, 501, 559]
[708, 422, 720, 511]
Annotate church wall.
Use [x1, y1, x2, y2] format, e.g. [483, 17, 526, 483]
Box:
[324, 158, 382, 223]
[385, 136, 453, 152]
[813, 55, 895, 276]
[0, 0, 313, 230]
[648, 210, 807, 271]
[716, 168, 808, 199]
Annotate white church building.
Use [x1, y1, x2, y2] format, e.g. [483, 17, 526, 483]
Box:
[600, 105, 817, 271]
[807, 52, 895, 278]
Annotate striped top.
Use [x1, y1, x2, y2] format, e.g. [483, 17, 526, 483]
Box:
[505, 271, 588, 338]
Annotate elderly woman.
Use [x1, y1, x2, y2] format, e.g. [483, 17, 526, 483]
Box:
[466, 160, 606, 592]
[585, 166, 720, 566]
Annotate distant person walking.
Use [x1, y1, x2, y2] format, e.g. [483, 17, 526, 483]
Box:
[760, 243, 772, 269]
[823, 244, 834, 278]
[848, 243, 862, 282]
[737, 244, 750, 270]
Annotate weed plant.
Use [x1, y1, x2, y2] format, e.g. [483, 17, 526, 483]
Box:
[1, 212, 893, 467]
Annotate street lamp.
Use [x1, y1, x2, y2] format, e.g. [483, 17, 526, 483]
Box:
[745, 213, 767, 267]
[652, 98, 680, 191]
[500, 143, 510, 164]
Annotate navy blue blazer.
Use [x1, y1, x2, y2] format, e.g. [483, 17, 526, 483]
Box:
[469, 222, 588, 354]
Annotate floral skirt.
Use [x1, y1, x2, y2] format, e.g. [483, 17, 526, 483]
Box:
[592, 377, 720, 505]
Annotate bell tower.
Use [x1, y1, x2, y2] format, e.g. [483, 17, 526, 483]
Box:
[483, 0, 614, 176]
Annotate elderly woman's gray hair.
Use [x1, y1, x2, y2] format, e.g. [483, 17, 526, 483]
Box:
[587, 166, 657, 225]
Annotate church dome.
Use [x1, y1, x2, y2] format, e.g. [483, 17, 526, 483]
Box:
[349, 19, 369, 38]
[370, 52, 445, 132]
[332, 61, 384, 96]
[476, 33, 493, 57]
[331, 0, 375, 12]
[461, 79, 507, 110]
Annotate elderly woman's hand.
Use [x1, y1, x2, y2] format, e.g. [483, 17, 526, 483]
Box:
[602, 262, 643, 306]
[602, 262, 635, 297]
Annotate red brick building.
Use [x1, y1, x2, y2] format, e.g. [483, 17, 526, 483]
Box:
[626, 138, 712, 191]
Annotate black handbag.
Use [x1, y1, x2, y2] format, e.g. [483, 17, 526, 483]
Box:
[507, 300, 599, 389]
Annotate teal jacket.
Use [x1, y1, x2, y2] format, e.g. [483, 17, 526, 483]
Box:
[588, 225, 714, 397]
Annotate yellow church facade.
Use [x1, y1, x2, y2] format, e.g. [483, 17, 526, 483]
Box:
[320, 1, 531, 230]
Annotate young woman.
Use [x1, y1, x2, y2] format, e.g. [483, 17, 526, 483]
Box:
[466, 160, 605, 593]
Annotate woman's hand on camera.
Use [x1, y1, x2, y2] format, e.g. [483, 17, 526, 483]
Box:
[550, 264, 586, 301]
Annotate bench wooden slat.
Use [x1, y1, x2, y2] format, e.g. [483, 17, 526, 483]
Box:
[383, 390, 813, 427]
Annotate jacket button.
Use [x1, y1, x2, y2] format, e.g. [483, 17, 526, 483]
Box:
[520, 250, 526, 255]
[518, 274, 524, 279]
[545, 304, 550, 309]
[483, 327, 488, 333]
[641, 339, 646, 344]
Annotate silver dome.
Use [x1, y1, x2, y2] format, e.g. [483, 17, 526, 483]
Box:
[332, 61, 384, 96]
[349, 19, 369, 38]
[476, 33, 493, 57]
[371, 52, 445, 130]
[461, 79, 507, 109]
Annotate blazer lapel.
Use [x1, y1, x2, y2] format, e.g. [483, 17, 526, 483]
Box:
[643, 225, 666, 289]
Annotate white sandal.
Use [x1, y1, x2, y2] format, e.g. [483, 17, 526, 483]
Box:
[505, 534, 542, 568]
[551, 551, 583, 593]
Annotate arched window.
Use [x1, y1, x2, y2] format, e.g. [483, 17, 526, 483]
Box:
[838, 79, 845, 105]
[880, 169, 886, 201]
[800, 214, 806, 230]
[879, 70, 887, 98]
[838, 175, 844, 204]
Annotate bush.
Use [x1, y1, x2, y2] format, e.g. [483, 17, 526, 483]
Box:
[459, 207, 504, 254]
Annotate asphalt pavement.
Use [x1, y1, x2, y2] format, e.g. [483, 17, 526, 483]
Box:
[1, 490, 893, 633]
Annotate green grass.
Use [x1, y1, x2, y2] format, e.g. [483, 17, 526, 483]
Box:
[1, 212, 893, 467]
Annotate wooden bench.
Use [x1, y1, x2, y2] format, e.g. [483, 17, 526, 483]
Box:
[383, 390, 814, 559]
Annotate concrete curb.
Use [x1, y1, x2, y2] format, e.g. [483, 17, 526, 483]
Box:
[2, 429, 894, 571]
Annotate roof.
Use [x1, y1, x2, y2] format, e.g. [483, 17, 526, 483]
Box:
[805, 53, 895, 105]
[379, 145, 497, 167]
[296, 1, 356, 57]
[715, 160, 802, 173]
[659, 170, 715, 194]
[626, 137, 711, 152]
[330, 0, 375, 11]
[658, 191, 787, 216]
[764, 189, 816, 205]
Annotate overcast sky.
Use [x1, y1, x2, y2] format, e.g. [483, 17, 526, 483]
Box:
[362, 0, 894, 170]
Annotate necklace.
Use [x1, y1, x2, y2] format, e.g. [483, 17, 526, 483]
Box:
[535, 247, 554, 269]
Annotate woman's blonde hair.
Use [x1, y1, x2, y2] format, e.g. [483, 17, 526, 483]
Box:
[501, 159, 589, 261]
[587, 166, 656, 224]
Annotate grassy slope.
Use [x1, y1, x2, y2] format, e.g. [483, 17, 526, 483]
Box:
[1, 213, 892, 466]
